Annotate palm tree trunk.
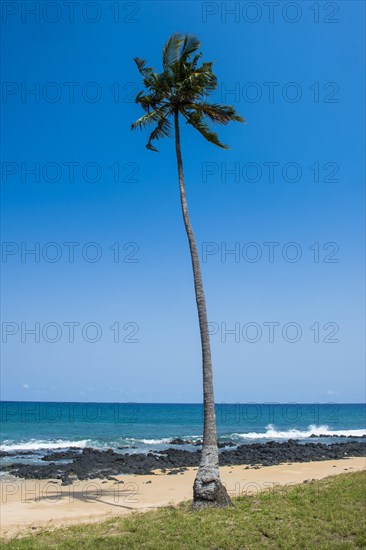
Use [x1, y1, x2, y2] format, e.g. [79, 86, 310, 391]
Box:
[174, 111, 232, 509]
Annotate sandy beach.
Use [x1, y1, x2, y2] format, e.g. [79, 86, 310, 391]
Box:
[1, 457, 365, 539]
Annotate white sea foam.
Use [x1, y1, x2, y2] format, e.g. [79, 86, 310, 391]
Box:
[127, 438, 171, 445]
[231, 424, 366, 440]
[0, 439, 90, 452]
[1, 425, 364, 453]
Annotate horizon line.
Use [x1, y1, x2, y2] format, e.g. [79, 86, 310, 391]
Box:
[1, 400, 365, 405]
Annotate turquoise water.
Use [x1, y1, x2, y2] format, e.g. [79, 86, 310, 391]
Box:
[1, 402, 365, 461]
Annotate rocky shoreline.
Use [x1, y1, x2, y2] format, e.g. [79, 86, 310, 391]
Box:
[1, 440, 365, 484]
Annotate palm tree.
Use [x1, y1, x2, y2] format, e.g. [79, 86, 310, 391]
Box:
[131, 33, 244, 509]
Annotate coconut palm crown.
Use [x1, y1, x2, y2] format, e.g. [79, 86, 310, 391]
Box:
[131, 33, 244, 150]
[131, 33, 244, 509]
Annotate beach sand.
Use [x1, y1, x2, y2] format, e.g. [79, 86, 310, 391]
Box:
[1, 457, 365, 538]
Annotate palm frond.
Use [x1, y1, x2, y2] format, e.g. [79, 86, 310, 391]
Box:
[131, 108, 165, 131]
[182, 110, 229, 149]
[177, 65, 218, 100]
[134, 92, 155, 112]
[180, 35, 201, 61]
[134, 58, 160, 91]
[134, 57, 152, 77]
[162, 33, 183, 69]
[189, 103, 244, 125]
[191, 52, 203, 68]
[146, 117, 172, 151]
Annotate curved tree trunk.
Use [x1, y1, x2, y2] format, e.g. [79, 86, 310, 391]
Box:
[174, 111, 232, 509]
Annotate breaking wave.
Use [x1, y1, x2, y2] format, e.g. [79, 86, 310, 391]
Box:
[0, 439, 90, 452]
[231, 424, 366, 440]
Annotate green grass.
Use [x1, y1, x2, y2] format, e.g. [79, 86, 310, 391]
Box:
[2, 471, 365, 549]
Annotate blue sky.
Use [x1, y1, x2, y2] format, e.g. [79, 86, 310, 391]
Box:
[1, 1, 365, 403]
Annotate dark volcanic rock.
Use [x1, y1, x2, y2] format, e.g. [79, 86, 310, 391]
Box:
[41, 450, 82, 461]
[0, 450, 37, 457]
[310, 433, 366, 439]
[2, 441, 365, 482]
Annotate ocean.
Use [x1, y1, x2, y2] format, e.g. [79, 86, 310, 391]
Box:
[1, 402, 365, 465]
